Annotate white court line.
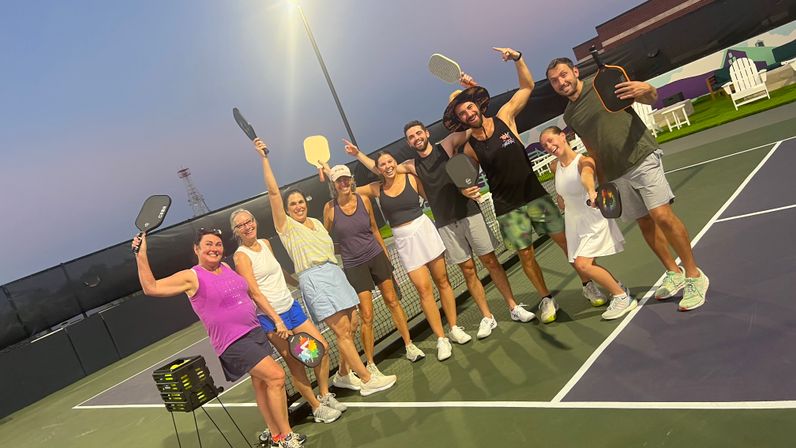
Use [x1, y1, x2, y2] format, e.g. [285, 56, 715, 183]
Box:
[664, 142, 773, 174]
[73, 336, 211, 408]
[73, 400, 796, 411]
[551, 141, 784, 403]
[715, 203, 796, 223]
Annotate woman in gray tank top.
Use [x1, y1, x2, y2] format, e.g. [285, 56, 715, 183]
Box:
[352, 151, 472, 361]
[322, 165, 426, 372]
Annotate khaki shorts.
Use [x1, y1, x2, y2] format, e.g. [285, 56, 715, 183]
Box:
[438, 213, 499, 265]
[613, 149, 675, 221]
[496, 195, 564, 251]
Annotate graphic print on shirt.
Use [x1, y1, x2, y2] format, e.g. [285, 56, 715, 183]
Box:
[499, 132, 516, 148]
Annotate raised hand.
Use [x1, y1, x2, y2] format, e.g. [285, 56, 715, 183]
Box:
[343, 138, 360, 157]
[253, 138, 268, 157]
[493, 47, 521, 62]
[459, 72, 478, 88]
[615, 81, 653, 100]
[132, 233, 147, 255]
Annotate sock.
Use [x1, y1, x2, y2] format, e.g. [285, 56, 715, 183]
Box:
[273, 434, 286, 442]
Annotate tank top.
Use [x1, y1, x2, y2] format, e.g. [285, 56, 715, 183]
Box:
[332, 195, 383, 267]
[235, 239, 294, 314]
[379, 174, 424, 227]
[414, 143, 480, 228]
[189, 264, 258, 356]
[554, 154, 589, 211]
[468, 117, 548, 216]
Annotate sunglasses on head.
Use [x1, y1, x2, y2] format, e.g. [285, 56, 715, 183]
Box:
[198, 228, 222, 236]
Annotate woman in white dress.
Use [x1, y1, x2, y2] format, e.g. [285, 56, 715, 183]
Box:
[540, 126, 637, 320]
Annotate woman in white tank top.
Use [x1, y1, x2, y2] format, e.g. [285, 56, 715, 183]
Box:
[231, 209, 346, 425]
[540, 126, 637, 321]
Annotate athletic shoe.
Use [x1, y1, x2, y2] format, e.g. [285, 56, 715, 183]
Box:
[366, 363, 384, 378]
[655, 267, 686, 300]
[360, 373, 397, 397]
[538, 297, 559, 324]
[312, 404, 342, 423]
[318, 393, 347, 412]
[448, 325, 472, 344]
[477, 315, 497, 339]
[582, 281, 607, 307]
[436, 337, 452, 361]
[330, 371, 362, 391]
[405, 343, 426, 362]
[260, 431, 306, 447]
[678, 269, 709, 311]
[275, 433, 305, 448]
[510, 303, 536, 322]
[601, 285, 637, 320]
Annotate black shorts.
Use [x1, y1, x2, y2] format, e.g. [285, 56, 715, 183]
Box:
[343, 251, 394, 294]
[219, 327, 274, 382]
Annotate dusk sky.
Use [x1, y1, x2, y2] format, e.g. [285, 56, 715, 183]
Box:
[0, 0, 645, 284]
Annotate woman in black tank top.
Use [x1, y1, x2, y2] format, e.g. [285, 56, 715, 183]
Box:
[355, 151, 471, 361]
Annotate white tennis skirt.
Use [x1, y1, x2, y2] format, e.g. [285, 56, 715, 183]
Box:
[392, 215, 446, 272]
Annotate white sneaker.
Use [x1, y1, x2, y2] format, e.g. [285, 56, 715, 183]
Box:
[330, 372, 361, 391]
[318, 393, 347, 412]
[366, 363, 383, 378]
[538, 297, 559, 324]
[510, 303, 536, 322]
[601, 286, 637, 320]
[312, 403, 342, 423]
[360, 373, 397, 397]
[448, 325, 472, 344]
[436, 337, 452, 361]
[405, 343, 426, 362]
[582, 281, 607, 307]
[477, 315, 497, 339]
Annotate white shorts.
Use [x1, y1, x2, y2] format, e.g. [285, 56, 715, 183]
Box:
[392, 215, 446, 272]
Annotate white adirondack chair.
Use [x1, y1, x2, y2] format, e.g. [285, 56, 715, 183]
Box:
[721, 57, 770, 110]
[631, 102, 659, 137]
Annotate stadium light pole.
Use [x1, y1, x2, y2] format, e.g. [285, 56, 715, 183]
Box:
[289, 0, 359, 147]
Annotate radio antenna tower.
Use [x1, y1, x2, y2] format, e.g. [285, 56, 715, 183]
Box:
[177, 168, 210, 216]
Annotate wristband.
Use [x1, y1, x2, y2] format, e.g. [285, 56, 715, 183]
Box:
[513, 51, 522, 62]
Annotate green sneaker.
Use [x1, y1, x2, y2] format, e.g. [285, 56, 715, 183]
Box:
[655, 267, 686, 300]
[678, 269, 709, 311]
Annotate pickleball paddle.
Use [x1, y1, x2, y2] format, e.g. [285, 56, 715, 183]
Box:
[587, 183, 622, 219]
[133, 195, 171, 253]
[590, 47, 633, 113]
[288, 331, 325, 368]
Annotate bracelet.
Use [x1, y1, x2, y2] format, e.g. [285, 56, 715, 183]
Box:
[513, 51, 522, 62]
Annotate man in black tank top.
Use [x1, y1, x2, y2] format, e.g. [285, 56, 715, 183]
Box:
[347, 118, 538, 334]
[442, 47, 590, 324]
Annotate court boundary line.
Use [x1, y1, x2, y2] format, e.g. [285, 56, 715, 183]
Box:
[551, 140, 784, 403]
[715, 203, 796, 223]
[73, 399, 796, 411]
[663, 133, 794, 175]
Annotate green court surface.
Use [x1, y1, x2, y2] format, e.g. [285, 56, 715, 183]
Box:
[2, 107, 796, 448]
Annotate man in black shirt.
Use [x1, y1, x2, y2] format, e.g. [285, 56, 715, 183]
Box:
[447, 47, 591, 324]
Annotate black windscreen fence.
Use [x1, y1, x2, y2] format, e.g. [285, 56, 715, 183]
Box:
[2, 0, 795, 350]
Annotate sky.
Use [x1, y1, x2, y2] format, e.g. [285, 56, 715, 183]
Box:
[0, 0, 646, 284]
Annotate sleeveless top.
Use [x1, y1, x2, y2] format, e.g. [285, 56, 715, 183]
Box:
[278, 216, 337, 274]
[332, 195, 383, 267]
[379, 174, 424, 227]
[414, 143, 479, 228]
[468, 117, 548, 216]
[189, 264, 258, 356]
[235, 239, 294, 314]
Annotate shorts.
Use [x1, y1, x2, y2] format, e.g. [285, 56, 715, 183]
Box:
[392, 214, 446, 272]
[496, 195, 565, 251]
[613, 149, 675, 222]
[343, 251, 394, 294]
[438, 213, 499, 265]
[298, 262, 360, 322]
[257, 300, 308, 333]
[219, 327, 274, 382]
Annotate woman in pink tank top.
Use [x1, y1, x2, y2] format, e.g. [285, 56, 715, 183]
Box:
[132, 230, 303, 447]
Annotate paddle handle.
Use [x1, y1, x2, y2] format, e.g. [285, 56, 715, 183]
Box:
[589, 46, 604, 69]
[132, 231, 144, 254]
